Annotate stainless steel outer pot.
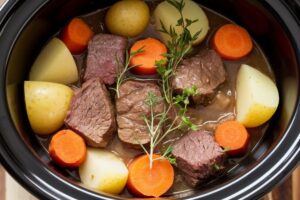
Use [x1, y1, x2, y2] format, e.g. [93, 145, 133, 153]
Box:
[0, 0, 299, 199]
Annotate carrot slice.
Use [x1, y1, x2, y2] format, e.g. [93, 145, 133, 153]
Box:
[49, 129, 87, 168]
[213, 24, 253, 60]
[127, 154, 174, 197]
[130, 38, 167, 75]
[61, 18, 94, 54]
[215, 120, 249, 156]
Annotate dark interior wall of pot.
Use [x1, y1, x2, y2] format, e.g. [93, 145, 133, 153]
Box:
[3, 0, 299, 198]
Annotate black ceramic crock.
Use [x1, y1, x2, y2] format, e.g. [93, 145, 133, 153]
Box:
[0, 0, 299, 199]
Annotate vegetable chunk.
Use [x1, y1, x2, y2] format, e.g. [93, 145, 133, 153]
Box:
[105, 0, 150, 37]
[236, 64, 279, 127]
[24, 81, 73, 135]
[127, 154, 174, 197]
[61, 18, 94, 54]
[215, 120, 249, 156]
[130, 38, 167, 75]
[29, 38, 79, 84]
[49, 129, 87, 167]
[154, 0, 209, 45]
[79, 149, 128, 195]
[213, 24, 253, 60]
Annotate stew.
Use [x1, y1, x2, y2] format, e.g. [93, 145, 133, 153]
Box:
[24, 0, 279, 197]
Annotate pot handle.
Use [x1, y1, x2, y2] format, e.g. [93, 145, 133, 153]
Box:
[0, 0, 20, 29]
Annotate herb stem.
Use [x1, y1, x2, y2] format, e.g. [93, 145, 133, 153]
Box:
[149, 137, 154, 169]
[114, 48, 144, 98]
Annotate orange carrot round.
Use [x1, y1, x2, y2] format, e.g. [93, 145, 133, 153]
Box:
[127, 154, 174, 197]
[130, 38, 167, 75]
[215, 120, 249, 156]
[49, 129, 87, 168]
[61, 18, 94, 54]
[213, 24, 253, 60]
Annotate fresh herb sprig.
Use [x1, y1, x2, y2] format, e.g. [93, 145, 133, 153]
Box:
[157, 0, 201, 103]
[139, 0, 200, 167]
[141, 85, 197, 169]
[112, 47, 144, 98]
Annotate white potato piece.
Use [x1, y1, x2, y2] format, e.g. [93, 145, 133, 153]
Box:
[154, 0, 209, 45]
[236, 64, 279, 127]
[105, 0, 150, 37]
[79, 148, 128, 195]
[24, 81, 73, 135]
[29, 38, 78, 84]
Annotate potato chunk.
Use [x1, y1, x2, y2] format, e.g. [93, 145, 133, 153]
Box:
[236, 64, 279, 127]
[105, 0, 150, 37]
[29, 38, 78, 84]
[24, 81, 73, 135]
[79, 149, 128, 195]
[154, 0, 209, 45]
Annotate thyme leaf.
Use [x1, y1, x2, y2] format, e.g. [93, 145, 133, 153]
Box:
[212, 163, 221, 171]
[223, 146, 231, 153]
[163, 146, 177, 165]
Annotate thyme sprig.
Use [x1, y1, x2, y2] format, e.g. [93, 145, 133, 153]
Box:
[142, 85, 197, 168]
[157, 0, 201, 103]
[112, 47, 144, 98]
[137, 0, 201, 168]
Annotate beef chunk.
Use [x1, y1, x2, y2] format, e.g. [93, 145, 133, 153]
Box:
[65, 79, 116, 147]
[172, 49, 226, 104]
[84, 34, 127, 85]
[116, 80, 164, 146]
[172, 130, 226, 187]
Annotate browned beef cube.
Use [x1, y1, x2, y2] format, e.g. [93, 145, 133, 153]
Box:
[84, 34, 127, 85]
[172, 130, 226, 187]
[65, 78, 116, 147]
[116, 80, 164, 147]
[172, 49, 226, 104]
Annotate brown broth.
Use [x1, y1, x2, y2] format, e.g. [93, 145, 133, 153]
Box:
[36, 1, 274, 196]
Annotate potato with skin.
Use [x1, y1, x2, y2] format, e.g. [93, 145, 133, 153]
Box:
[24, 81, 73, 135]
[154, 0, 209, 45]
[236, 64, 279, 127]
[105, 0, 150, 37]
[79, 148, 128, 195]
[29, 38, 78, 84]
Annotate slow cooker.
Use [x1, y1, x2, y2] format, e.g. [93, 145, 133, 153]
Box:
[0, 0, 299, 199]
